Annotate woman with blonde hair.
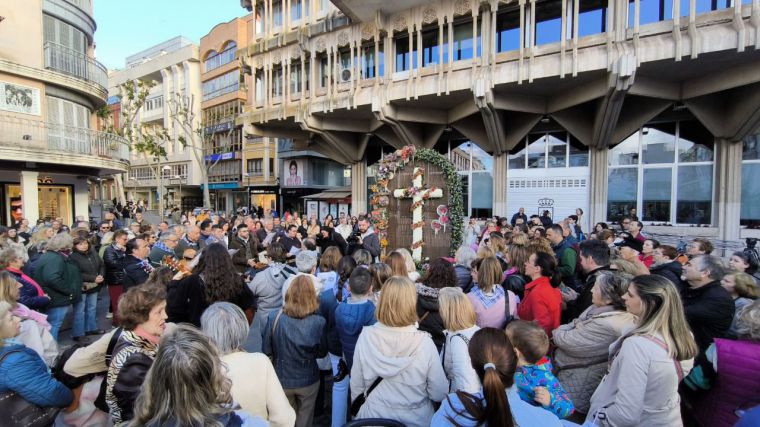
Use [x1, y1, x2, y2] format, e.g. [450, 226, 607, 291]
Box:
[263, 275, 327, 427]
[467, 257, 517, 329]
[130, 324, 268, 427]
[476, 245, 496, 260]
[720, 272, 758, 337]
[439, 287, 480, 393]
[587, 275, 698, 426]
[350, 276, 447, 426]
[394, 248, 420, 282]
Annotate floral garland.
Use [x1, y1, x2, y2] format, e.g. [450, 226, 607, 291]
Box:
[369, 145, 464, 259]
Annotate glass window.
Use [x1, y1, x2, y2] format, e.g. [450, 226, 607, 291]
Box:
[361, 44, 384, 78]
[742, 162, 760, 225]
[255, 70, 264, 102]
[421, 29, 440, 66]
[204, 42, 238, 72]
[527, 134, 547, 168]
[291, 0, 302, 21]
[496, 10, 521, 52]
[607, 168, 638, 221]
[629, 0, 669, 27]
[450, 142, 472, 172]
[290, 63, 302, 94]
[272, 67, 283, 97]
[744, 133, 760, 160]
[395, 35, 416, 72]
[453, 21, 479, 61]
[535, 0, 563, 45]
[547, 132, 567, 168]
[678, 119, 714, 162]
[509, 146, 526, 169]
[676, 165, 712, 224]
[273, 1, 283, 27]
[471, 145, 493, 218]
[202, 70, 240, 101]
[641, 122, 675, 164]
[609, 132, 640, 166]
[319, 56, 328, 87]
[643, 168, 671, 221]
[577, 0, 608, 37]
[569, 135, 589, 166]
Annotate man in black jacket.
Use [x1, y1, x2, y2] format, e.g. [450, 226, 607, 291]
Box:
[354, 217, 380, 260]
[650, 244, 684, 290]
[510, 207, 528, 226]
[229, 224, 259, 274]
[681, 254, 735, 352]
[315, 226, 347, 255]
[103, 229, 128, 324]
[122, 238, 153, 291]
[567, 239, 611, 321]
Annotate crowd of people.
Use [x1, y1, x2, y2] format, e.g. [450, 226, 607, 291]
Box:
[0, 205, 758, 427]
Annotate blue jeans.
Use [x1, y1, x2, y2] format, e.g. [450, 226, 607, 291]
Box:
[82, 292, 98, 333]
[330, 353, 349, 427]
[46, 305, 70, 341]
[71, 295, 86, 338]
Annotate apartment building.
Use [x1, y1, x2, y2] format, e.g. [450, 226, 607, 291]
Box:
[0, 0, 129, 226]
[109, 36, 204, 212]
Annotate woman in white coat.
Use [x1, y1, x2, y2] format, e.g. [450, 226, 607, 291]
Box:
[439, 287, 480, 394]
[350, 276, 448, 427]
[586, 275, 698, 426]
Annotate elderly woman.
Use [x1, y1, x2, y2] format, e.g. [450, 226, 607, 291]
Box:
[551, 272, 636, 414]
[69, 236, 106, 337]
[201, 302, 295, 427]
[129, 325, 268, 427]
[720, 272, 758, 337]
[350, 276, 448, 426]
[106, 284, 168, 425]
[0, 300, 72, 417]
[0, 247, 50, 311]
[453, 246, 477, 292]
[33, 233, 82, 340]
[262, 276, 327, 427]
[0, 271, 57, 365]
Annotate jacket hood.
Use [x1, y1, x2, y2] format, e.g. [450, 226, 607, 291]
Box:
[361, 323, 426, 378]
[336, 300, 375, 335]
[416, 283, 441, 312]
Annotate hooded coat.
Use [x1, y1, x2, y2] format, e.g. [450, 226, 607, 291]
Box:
[349, 323, 448, 427]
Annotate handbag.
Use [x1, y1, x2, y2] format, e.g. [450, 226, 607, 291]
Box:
[349, 376, 384, 417]
[0, 350, 62, 427]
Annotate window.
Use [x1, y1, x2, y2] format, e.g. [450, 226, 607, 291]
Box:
[496, 9, 521, 52]
[129, 164, 187, 180]
[509, 132, 588, 169]
[144, 96, 163, 111]
[448, 142, 493, 218]
[204, 42, 237, 72]
[272, 66, 283, 97]
[607, 120, 714, 224]
[421, 29, 442, 66]
[202, 70, 240, 101]
[534, 0, 563, 45]
[361, 43, 384, 78]
[273, 1, 283, 27]
[576, 0, 608, 37]
[395, 34, 416, 72]
[43, 15, 86, 53]
[452, 21, 480, 61]
[46, 95, 90, 154]
[255, 69, 264, 102]
[742, 134, 760, 225]
[291, 0, 302, 21]
[248, 159, 264, 175]
[290, 62, 303, 94]
[319, 55, 329, 87]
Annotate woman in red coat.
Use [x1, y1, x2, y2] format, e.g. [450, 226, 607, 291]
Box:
[517, 251, 562, 336]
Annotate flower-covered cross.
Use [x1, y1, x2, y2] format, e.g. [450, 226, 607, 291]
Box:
[393, 166, 443, 261]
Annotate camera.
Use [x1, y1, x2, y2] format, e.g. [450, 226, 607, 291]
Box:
[347, 230, 361, 244]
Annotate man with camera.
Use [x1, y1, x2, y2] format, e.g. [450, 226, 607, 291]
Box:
[347, 217, 380, 260]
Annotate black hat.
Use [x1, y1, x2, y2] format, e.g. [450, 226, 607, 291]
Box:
[615, 236, 643, 253]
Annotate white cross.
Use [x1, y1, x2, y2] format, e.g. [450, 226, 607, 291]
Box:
[393, 167, 443, 262]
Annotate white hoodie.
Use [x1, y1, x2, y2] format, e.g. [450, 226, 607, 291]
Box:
[350, 323, 448, 427]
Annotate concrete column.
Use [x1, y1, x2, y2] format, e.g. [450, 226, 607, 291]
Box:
[264, 137, 271, 180]
[351, 159, 367, 216]
[493, 153, 508, 217]
[19, 171, 39, 225]
[588, 148, 609, 227]
[716, 138, 743, 252]
[74, 177, 89, 222]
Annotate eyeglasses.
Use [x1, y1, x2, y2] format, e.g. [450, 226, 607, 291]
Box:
[101, 226, 111, 230]
[183, 256, 194, 261]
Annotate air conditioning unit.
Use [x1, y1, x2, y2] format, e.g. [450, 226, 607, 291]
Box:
[340, 67, 352, 83]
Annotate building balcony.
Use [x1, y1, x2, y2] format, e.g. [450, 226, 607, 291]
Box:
[63, 0, 93, 16]
[43, 42, 107, 102]
[0, 114, 129, 175]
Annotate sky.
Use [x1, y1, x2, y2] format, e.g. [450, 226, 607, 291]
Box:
[93, 0, 248, 70]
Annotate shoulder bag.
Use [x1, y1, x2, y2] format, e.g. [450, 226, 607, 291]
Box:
[0, 350, 62, 427]
[349, 376, 384, 418]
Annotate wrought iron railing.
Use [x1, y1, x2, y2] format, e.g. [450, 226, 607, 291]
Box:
[0, 115, 130, 164]
[43, 42, 107, 89]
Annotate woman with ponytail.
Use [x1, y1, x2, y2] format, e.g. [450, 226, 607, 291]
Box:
[432, 327, 564, 426]
[517, 252, 563, 337]
[586, 275, 698, 426]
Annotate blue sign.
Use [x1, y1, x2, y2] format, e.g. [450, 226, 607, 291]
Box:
[205, 121, 233, 134]
[204, 182, 239, 190]
[204, 152, 236, 162]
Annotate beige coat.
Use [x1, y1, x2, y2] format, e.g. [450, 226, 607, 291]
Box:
[221, 352, 296, 427]
[552, 307, 635, 413]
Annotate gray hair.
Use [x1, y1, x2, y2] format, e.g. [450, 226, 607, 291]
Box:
[0, 248, 20, 269]
[594, 271, 631, 310]
[692, 254, 727, 281]
[295, 250, 318, 273]
[100, 231, 115, 246]
[352, 249, 372, 266]
[736, 300, 760, 341]
[159, 232, 177, 243]
[46, 233, 73, 252]
[200, 302, 249, 354]
[454, 246, 477, 268]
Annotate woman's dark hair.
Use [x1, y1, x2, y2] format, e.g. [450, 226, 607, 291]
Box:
[289, 160, 298, 171]
[266, 241, 288, 263]
[595, 222, 609, 231]
[447, 328, 516, 427]
[72, 236, 90, 254]
[146, 266, 174, 288]
[195, 243, 243, 304]
[533, 251, 561, 288]
[337, 255, 357, 302]
[732, 251, 758, 275]
[422, 258, 457, 289]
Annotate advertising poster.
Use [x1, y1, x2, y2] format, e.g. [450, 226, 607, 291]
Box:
[0, 81, 41, 116]
[284, 159, 304, 186]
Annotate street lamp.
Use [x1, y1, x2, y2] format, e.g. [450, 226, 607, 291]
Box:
[160, 165, 171, 219]
[242, 172, 251, 214]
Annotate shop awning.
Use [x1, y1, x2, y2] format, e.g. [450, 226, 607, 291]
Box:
[302, 187, 351, 200]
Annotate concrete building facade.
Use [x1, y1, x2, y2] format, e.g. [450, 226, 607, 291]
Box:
[109, 37, 204, 212]
[0, 0, 129, 226]
[238, 0, 760, 251]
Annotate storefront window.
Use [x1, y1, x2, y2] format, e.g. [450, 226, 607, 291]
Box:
[449, 142, 491, 218]
[642, 168, 671, 221]
[676, 165, 712, 224]
[607, 168, 638, 222]
[641, 123, 675, 164]
[741, 134, 760, 225]
[4, 184, 73, 225]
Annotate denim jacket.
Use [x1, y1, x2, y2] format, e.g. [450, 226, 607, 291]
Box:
[263, 311, 327, 388]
